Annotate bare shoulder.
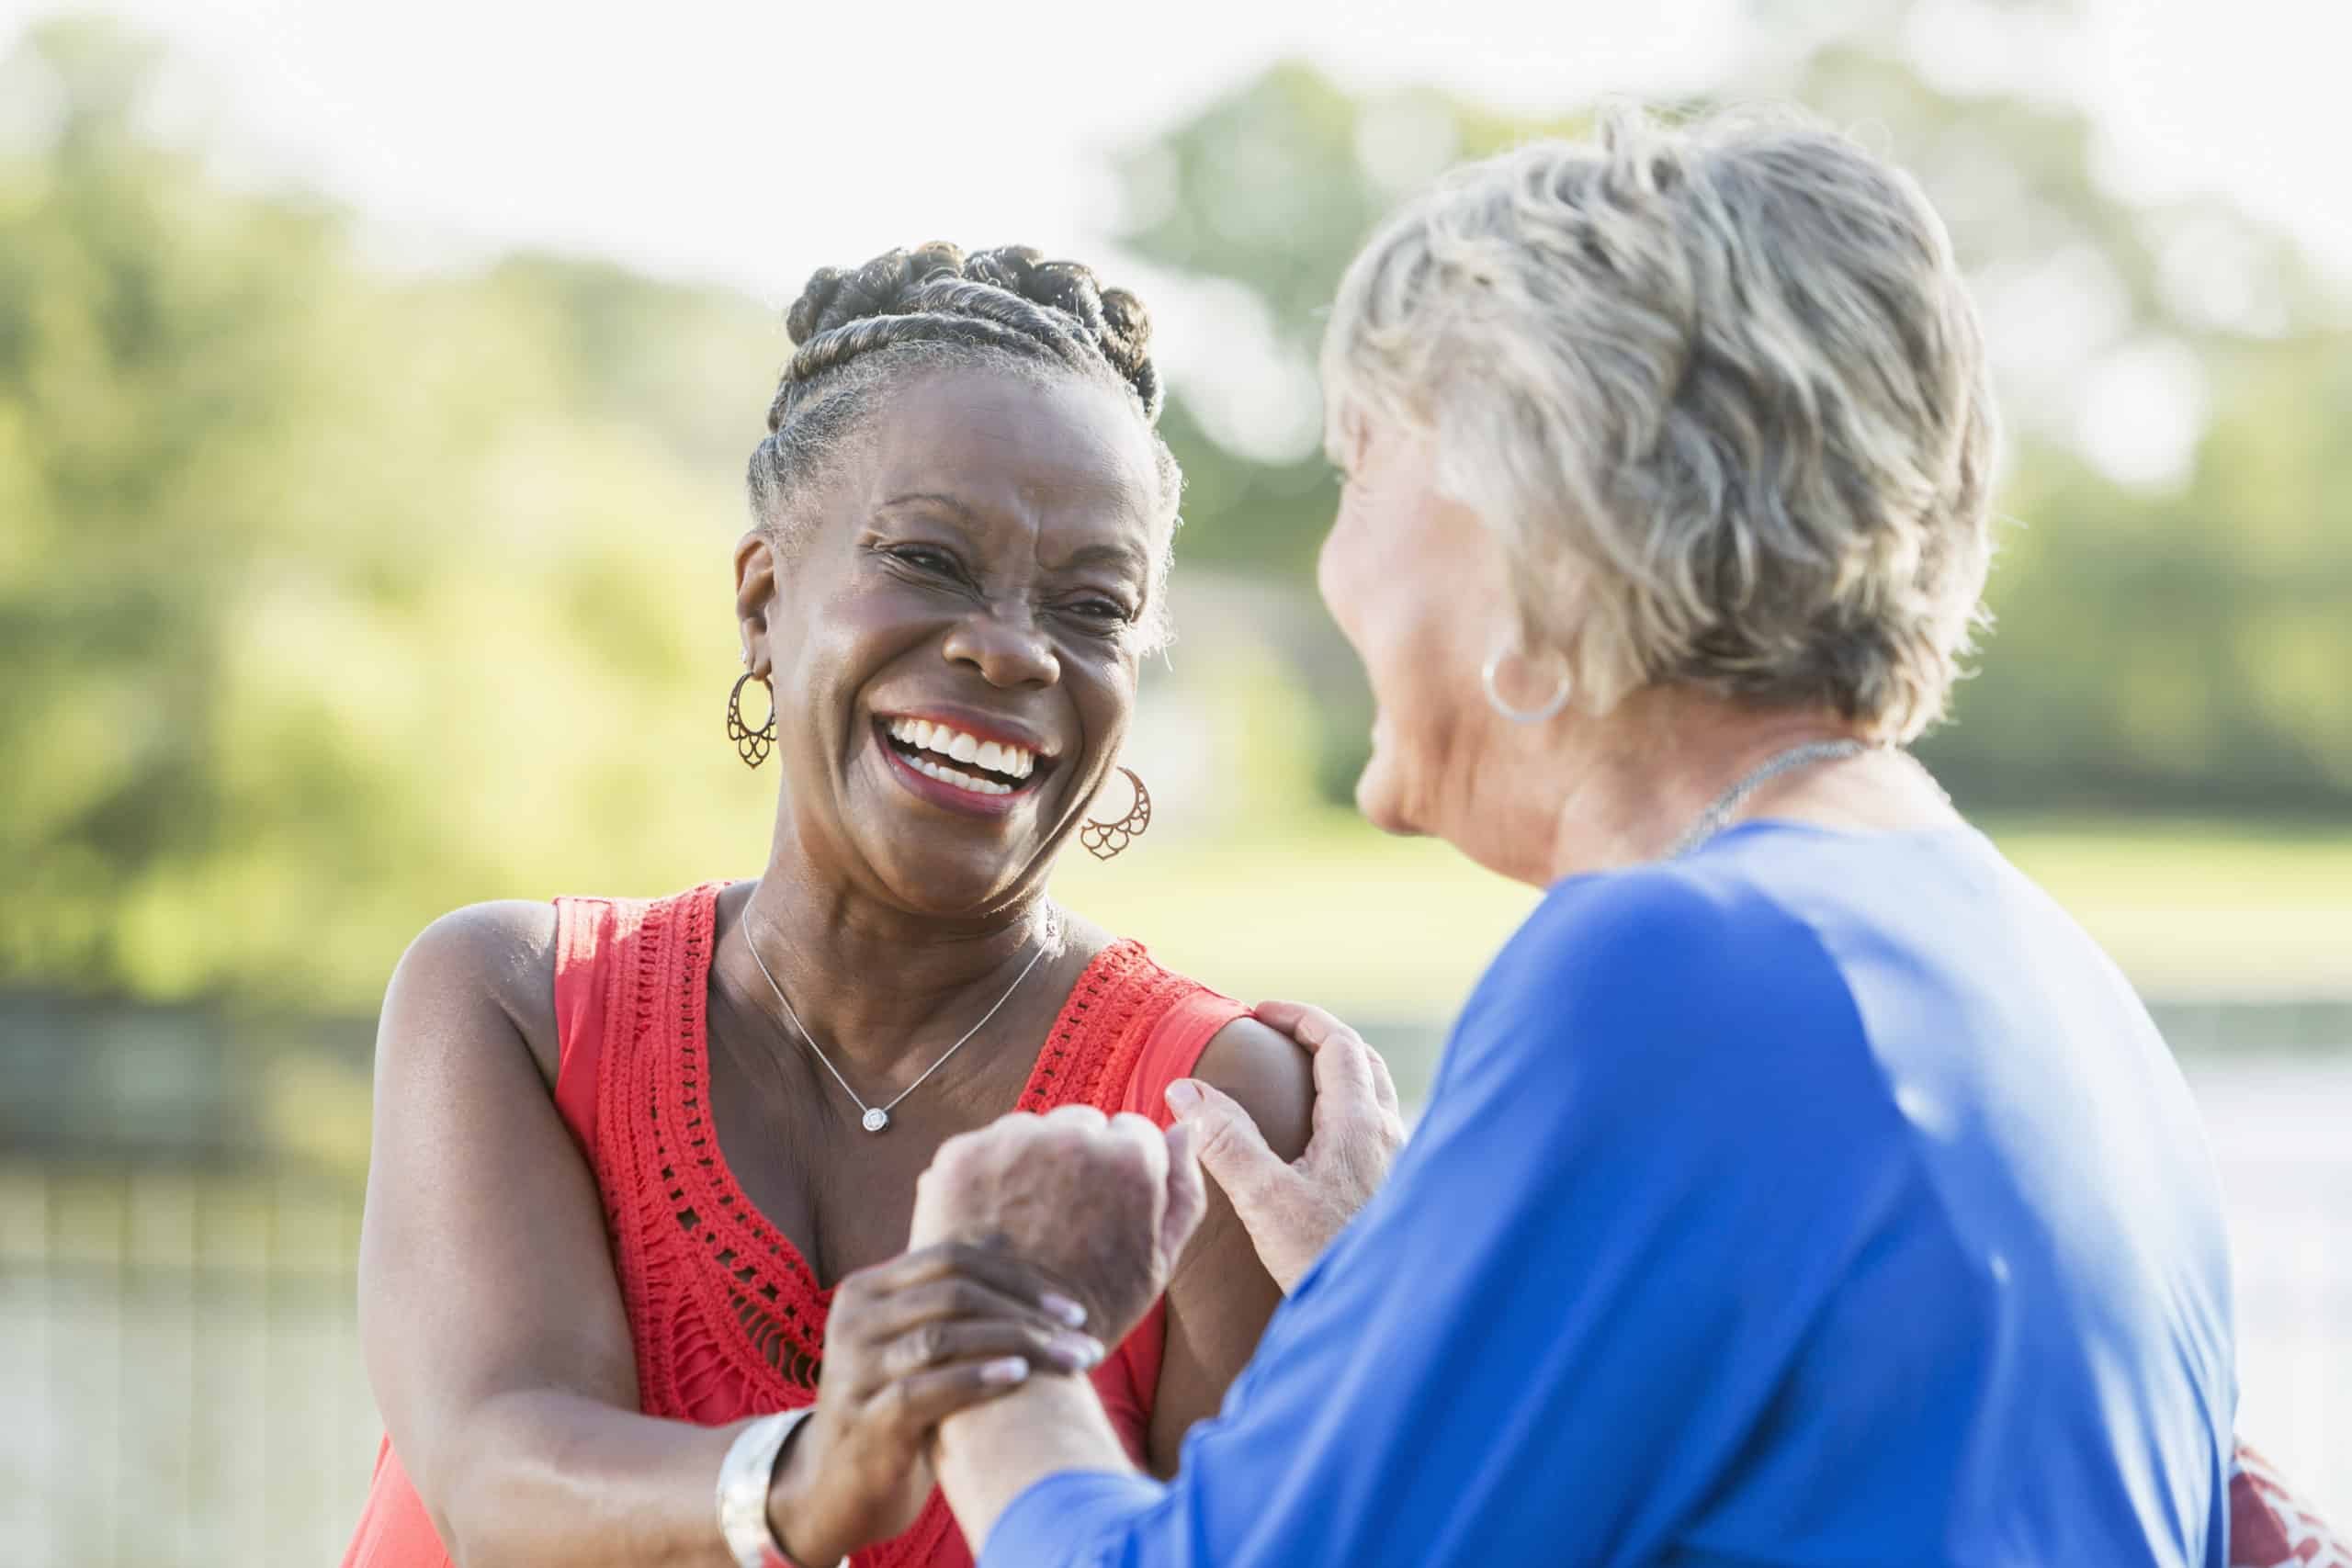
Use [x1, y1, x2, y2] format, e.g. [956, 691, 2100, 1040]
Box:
[1191, 1014, 1314, 1163]
[386, 900, 562, 1085]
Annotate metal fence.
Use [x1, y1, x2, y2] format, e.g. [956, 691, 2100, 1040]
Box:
[2, 1053, 2347, 1565]
[0, 1163, 378, 1568]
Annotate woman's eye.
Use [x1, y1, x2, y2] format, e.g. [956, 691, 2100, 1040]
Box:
[1066, 599, 1135, 628]
[888, 546, 958, 576]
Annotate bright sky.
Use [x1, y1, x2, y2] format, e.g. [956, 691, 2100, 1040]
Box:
[7, 0, 2348, 479]
[17, 0, 2351, 290]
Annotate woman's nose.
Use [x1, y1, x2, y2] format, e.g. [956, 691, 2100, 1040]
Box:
[941, 606, 1061, 689]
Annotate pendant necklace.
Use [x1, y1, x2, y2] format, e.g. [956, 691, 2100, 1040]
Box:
[741, 910, 1057, 1134]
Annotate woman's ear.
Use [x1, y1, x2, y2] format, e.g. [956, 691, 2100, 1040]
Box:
[734, 530, 781, 677]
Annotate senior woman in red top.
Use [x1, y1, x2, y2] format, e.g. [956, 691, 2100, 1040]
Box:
[898, 107, 2346, 1567]
[338, 244, 1317, 1568]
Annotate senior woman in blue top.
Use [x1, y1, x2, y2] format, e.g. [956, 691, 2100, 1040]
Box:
[900, 107, 2237, 1565]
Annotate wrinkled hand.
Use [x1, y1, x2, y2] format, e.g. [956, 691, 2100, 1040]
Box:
[909, 1105, 1210, 1348]
[1164, 1000, 1405, 1292]
[767, 1242, 1104, 1565]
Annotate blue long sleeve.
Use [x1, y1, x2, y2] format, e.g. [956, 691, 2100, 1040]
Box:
[980, 826, 2233, 1567]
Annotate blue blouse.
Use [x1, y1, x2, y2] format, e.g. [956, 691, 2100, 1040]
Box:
[981, 822, 2236, 1566]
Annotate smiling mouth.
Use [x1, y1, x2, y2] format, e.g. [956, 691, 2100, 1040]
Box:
[876, 716, 1046, 799]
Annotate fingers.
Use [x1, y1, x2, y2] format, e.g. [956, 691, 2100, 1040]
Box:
[1249, 999, 1354, 1052]
[856, 1241, 1091, 1328]
[875, 1355, 1043, 1435]
[1252, 999, 1386, 1116]
[877, 1317, 1103, 1382]
[853, 1273, 1086, 1348]
[1310, 1034, 1388, 1141]
[1158, 1119, 1209, 1263]
[1166, 1077, 1286, 1208]
[1365, 1044, 1401, 1119]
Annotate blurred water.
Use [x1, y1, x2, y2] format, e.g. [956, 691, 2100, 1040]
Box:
[0, 1052, 2346, 1565]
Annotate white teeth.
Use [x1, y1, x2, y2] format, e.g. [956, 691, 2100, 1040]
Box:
[911, 756, 1011, 795]
[886, 719, 1040, 781]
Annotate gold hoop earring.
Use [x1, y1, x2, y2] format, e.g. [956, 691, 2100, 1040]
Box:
[726, 672, 777, 769]
[1080, 767, 1151, 861]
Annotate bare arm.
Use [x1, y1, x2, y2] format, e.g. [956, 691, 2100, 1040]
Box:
[358, 902, 739, 1568]
[1142, 1018, 1312, 1476]
[360, 905, 1090, 1568]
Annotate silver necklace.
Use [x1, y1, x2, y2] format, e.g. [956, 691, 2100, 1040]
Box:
[1665, 739, 1873, 860]
[741, 910, 1057, 1134]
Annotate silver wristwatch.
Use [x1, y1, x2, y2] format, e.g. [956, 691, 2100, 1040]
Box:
[716, 1407, 836, 1568]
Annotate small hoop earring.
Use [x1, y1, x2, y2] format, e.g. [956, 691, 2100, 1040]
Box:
[1080, 767, 1151, 861]
[1481, 646, 1571, 725]
[726, 671, 777, 768]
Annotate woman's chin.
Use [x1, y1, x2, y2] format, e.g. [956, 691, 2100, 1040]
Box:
[870, 852, 1033, 920]
[1351, 754, 1424, 840]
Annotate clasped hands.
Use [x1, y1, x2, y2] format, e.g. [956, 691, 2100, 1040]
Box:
[911, 999, 1404, 1336]
[771, 1002, 1402, 1564]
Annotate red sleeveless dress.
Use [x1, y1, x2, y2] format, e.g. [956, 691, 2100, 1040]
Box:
[343, 884, 1245, 1568]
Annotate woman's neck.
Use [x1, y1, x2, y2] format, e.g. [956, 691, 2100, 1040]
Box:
[718, 833, 1068, 1087]
[1531, 693, 1956, 884]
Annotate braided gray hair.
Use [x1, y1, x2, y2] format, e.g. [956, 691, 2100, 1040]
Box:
[750, 243, 1181, 649]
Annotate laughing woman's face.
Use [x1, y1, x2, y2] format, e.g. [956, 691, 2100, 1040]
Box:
[1317, 421, 1523, 849]
[736, 367, 1165, 918]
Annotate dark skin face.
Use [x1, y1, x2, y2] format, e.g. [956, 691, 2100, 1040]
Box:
[735, 366, 1162, 926]
[700, 367, 1170, 1298]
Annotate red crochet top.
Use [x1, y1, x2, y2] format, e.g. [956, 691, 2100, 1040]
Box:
[343, 883, 1245, 1568]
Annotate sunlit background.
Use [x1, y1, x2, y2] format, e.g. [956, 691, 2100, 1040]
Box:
[2, 0, 2348, 1562]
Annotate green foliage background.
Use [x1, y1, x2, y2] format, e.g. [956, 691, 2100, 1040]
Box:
[4, 11, 2347, 1016]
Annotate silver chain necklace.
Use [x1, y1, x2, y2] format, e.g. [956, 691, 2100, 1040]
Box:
[1664, 739, 1873, 860]
[741, 910, 1057, 1134]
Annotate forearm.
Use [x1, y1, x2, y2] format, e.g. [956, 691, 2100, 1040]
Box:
[424, 1387, 743, 1568]
[934, 1377, 1135, 1552]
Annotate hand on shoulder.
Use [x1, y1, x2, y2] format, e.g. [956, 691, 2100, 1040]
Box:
[1189, 1014, 1316, 1161]
[1169, 1002, 1405, 1293]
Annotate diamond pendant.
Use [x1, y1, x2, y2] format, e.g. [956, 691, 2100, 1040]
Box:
[861, 1107, 890, 1134]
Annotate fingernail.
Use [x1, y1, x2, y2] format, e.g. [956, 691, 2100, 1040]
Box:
[1058, 1335, 1106, 1369]
[1041, 1292, 1089, 1328]
[1164, 1079, 1202, 1115]
[981, 1357, 1031, 1386]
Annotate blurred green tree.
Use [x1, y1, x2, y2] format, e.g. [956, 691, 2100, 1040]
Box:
[4, 6, 2347, 1017]
[1115, 5, 2352, 811]
[0, 17, 787, 1008]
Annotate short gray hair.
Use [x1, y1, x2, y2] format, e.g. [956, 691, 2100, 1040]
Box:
[1322, 105, 1999, 740]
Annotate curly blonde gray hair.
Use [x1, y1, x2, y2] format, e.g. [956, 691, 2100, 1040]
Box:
[1321, 105, 1999, 741]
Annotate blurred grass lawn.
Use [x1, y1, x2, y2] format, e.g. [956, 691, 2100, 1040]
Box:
[1052, 811, 2352, 1018]
[256, 811, 2352, 1179]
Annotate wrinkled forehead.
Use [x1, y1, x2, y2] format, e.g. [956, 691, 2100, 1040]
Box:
[858, 369, 1163, 547]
